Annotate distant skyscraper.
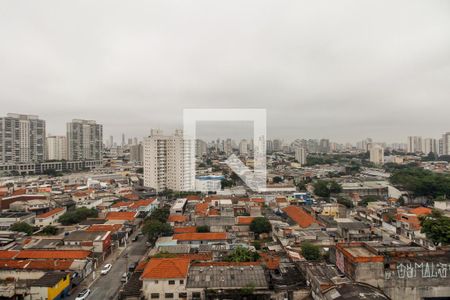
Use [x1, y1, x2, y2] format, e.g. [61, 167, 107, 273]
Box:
[143, 129, 194, 192]
[423, 138, 437, 155]
[67, 119, 103, 161]
[319, 139, 330, 153]
[196, 139, 207, 157]
[273, 139, 282, 152]
[239, 139, 248, 155]
[266, 140, 273, 153]
[122, 133, 125, 146]
[294, 147, 307, 165]
[109, 135, 114, 148]
[443, 132, 450, 155]
[0, 113, 46, 164]
[130, 143, 143, 164]
[407, 136, 423, 153]
[133, 137, 138, 145]
[128, 138, 133, 145]
[46, 136, 67, 160]
[370, 144, 384, 165]
[224, 138, 232, 155]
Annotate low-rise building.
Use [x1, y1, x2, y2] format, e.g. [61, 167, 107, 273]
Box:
[35, 207, 66, 227]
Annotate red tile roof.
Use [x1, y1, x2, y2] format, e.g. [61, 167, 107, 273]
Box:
[409, 207, 432, 216]
[26, 259, 74, 270]
[36, 207, 65, 219]
[16, 250, 91, 260]
[186, 195, 201, 201]
[0, 250, 19, 260]
[283, 206, 320, 228]
[86, 224, 123, 233]
[106, 212, 136, 221]
[0, 260, 28, 269]
[111, 201, 133, 208]
[208, 209, 219, 216]
[193, 261, 261, 267]
[168, 215, 188, 223]
[237, 216, 255, 225]
[173, 232, 227, 241]
[141, 258, 190, 279]
[130, 198, 156, 209]
[195, 203, 209, 216]
[173, 226, 197, 234]
[123, 193, 140, 201]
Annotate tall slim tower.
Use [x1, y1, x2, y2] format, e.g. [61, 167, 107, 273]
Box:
[143, 129, 194, 192]
[0, 113, 46, 164]
[66, 119, 103, 161]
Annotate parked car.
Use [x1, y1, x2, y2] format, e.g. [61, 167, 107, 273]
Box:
[75, 289, 90, 300]
[100, 264, 112, 275]
[121, 272, 130, 282]
[128, 262, 138, 272]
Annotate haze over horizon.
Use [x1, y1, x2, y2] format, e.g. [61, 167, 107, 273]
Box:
[1, 0, 449, 143]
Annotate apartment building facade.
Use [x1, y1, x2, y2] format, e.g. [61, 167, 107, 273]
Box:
[66, 119, 103, 161]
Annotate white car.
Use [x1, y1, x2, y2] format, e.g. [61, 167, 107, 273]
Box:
[75, 289, 90, 300]
[100, 263, 112, 275]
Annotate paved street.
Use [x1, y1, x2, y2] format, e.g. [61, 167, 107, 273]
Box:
[68, 233, 148, 300]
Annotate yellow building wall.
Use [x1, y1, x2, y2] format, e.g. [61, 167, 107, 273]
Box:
[48, 274, 70, 300]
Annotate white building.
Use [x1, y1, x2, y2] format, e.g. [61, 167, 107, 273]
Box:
[443, 132, 450, 155]
[67, 119, 103, 161]
[294, 147, 307, 165]
[0, 113, 46, 164]
[407, 136, 423, 153]
[239, 139, 248, 155]
[144, 129, 194, 192]
[195, 176, 222, 192]
[46, 136, 67, 160]
[369, 144, 384, 165]
[422, 138, 437, 155]
[195, 139, 207, 158]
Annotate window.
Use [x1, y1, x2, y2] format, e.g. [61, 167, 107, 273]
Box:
[151, 293, 160, 299]
[168, 280, 175, 285]
[179, 280, 184, 284]
[154, 280, 159, 284]
[165, 293, 174, 299]
[179, 293, 187, 298]
[192, 292, 201, 299]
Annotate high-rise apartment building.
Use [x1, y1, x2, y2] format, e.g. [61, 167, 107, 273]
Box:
[443, 132, 450, 155]
[0, 113, 46, 164]
[239, 139, 248, 155]
[422, 138, 437, 155]
[319, 139, 330, 153]
[407, 136, 423, 153]
[294, 147, 307, 165]
[66, 119, 103, 161]
[370, 144, 384, 165]
[143, 129, 194, 192]
[46, 136, 67, 160]
[195, 139, 207, 158]
[130, 143, 144, 164]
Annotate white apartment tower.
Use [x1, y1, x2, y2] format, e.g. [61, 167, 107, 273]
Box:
[46, 136, 67, 160]
[144, 129, 194, 192]
[443, 132, 450, 155]
[239, 139, 248, 155]
[294, 147, 307, 165]
[0, 113, 46, 164]
[370, 144, 384, 165]
[423, 138, 437, 155]
[407, 136, 423, 153]
[66, 119, 103, 161]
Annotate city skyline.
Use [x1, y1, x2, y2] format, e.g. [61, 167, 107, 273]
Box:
[1, 1, 449, 142]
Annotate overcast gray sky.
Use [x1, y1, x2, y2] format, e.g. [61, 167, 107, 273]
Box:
[1, 0, 449, 143]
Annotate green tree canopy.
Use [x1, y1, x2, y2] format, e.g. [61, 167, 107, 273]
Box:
[147, 208, 170, 223]
[390, 167, 450, 198]
[250, 217, 272, 235]
[41, 225, 58, 235]
[420, 210, 450, 246]
[313, 180, 342, 198]
[196, 225, 210, 233]
[225, 246, 260, 262]
[143, 219, 173, 242]
[301, 242, 321, 261]
[58, 207, 98, 225]
[10, 222, 33, 235]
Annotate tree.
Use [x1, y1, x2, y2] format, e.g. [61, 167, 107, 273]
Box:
[221, 178, 234, 188]
[147, 208, 170, 223]
[225, 246, 260, 262]
[10, 222, 33, 235]
[41, 225, 58, 235]
[337, 197, 354, 209]
[250, 217, 272, 235]
[420, 210, 450, 245]
[359, 196, 380, 207]
[301, 242, 321, 261]
[58, 207, 98, 225]
[313, 180, 341, 198]
[196, 225, 210, 233]
[143, 219, 173, 242]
